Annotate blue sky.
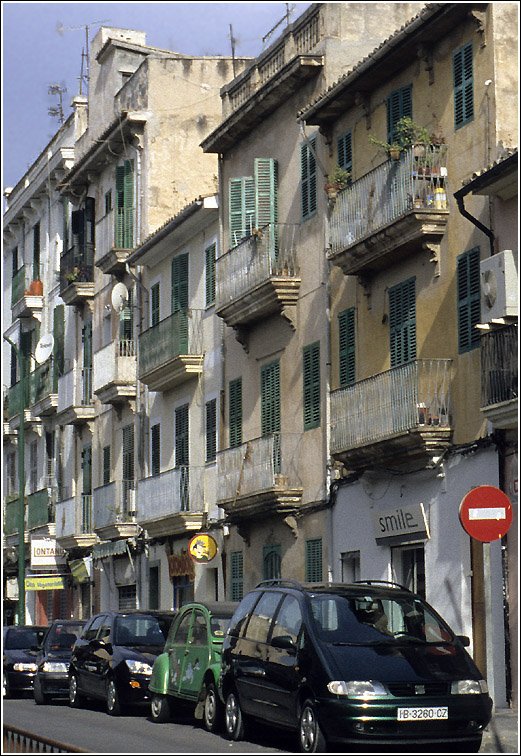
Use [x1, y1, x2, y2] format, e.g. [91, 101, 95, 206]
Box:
[2, 1, 312, 189]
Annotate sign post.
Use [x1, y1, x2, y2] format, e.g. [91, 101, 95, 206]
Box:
[459, 485, 513, 542]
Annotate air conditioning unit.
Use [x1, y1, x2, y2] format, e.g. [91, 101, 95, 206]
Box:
[480, 249, 518, 323]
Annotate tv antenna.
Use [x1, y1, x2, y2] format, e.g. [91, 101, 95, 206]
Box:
[262, 3, 295, 48]
[48, 84, 67, 124]
[56, 19, 110, 97]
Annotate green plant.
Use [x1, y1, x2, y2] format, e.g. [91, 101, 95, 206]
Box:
[369, 117, 431, 158]
[325, 165, 351, 190]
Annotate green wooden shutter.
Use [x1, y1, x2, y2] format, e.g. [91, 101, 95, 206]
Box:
[305, 538, 323, 582]
[303, 342, 320, 430]
[339, 308, 355, 387]
[255, 158, 278, 254]
[337, 131, 353, 173]
[453, 43, 474, 128]
[457, 247, 481, 353]
[175, 404, 189, 466]
[172, 254, 189, 353]
[151, 283, 160, 327]
[122, 425, 134, 482]
[151, 423, 161, 476]
[115, 165, 125, 247]
[53, 304, 65, 384]
[33, 222, 41, 280]
[115, 160, 134, 248]
[301, 138, 317, 219]
[229, 377, 243, 448]
[387, 85, 413, 144]
[206, 399, 217, 462]
[229, 177, 255, 247]
[103, 446, 111, 486]
[261, 360, 281, 436]
[205, 243, 216, 306]
[230, 551, 244, 601]
[389, 278, 416, 368]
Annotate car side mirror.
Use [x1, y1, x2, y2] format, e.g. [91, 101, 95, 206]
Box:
[227, 627, 240, 638]
[270, 635, 297, 654]
[457, 635, 470, 647]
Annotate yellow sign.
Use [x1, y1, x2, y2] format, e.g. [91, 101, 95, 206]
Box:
[25, 575, 66, 591]
[188, 533, 218, 564]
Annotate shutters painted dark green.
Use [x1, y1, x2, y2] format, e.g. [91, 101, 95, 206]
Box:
[305, 538, 323, 582]
[303, 342, 320, 430]
[453, 43, 474, 129]
[115, 160, 134, 248]
[387, 85, 412, 144]
[337, 131, 353, 174]
[33, 222, 41, 280]
[229, 176, 255, 246]
[339, 308, 355, 387]
[171, 254, 189, 353]
[103, 446, 111, 486]
[205, 243, 216, 306]
[389, 278, 416, 368]
[122, 424, 134, 482]
[263, 544, 282, 580]
[53, 304, 65, 383]
[230, 551, 244, 601]
[229, 377, 243, 448]
[261, 361, 281, 436]
[151, 283, 160, 327]
[301, 138, 317, 219]
[151, 423, 161, 476]
[255, 157, 278, 253]
[206, 398, 217, 462]
[175, 404, 189, 466]
[457, 247, 481, 353]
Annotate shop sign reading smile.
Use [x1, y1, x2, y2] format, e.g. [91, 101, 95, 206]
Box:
[373, 503, 429, 544]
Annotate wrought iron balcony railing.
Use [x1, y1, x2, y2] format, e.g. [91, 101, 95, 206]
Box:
[136, 465, 203, 524]
[481, 324, 518, 408]
[138, 309, 203, 380]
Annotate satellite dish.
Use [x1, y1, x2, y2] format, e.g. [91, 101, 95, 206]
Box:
[35, 334, 54, 364]
[111, 282, 129, 313]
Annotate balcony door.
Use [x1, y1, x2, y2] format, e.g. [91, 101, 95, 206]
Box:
[175, 404, 189, 510]
[172, 254, 189, 354]
[261, 360, 281, 473]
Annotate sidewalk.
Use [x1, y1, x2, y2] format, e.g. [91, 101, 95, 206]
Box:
[481, 707, 518, 753]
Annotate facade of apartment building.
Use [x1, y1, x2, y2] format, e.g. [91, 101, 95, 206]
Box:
[298, 2, 518, 707]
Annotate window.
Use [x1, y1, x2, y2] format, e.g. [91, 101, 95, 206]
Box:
[53, 305, 65, 380]
[10, 345, 17, 386]
[151, 423, 160, 476]
[229, 158, 278, 248]
[453, 42, 474, 129]
[341, 550, 360, 583]
[271, 595, 303, 644]
[245, 591, 282, 643]
[171, 254, 189, 353]
[149, 564, 160, 610]
[261, 361, 281, 436]
[103, 446, 111, 486]
[33, 222, 41, 280]
[206, 398, 217, 462]
[229, 378, 242, 448]
[389, 278, 416, 368]
[229, 176, 255, 246]
[150, 282, 160, 327]
[339, 308, 355, 387]
[122, 425, 134, 485]
[337, 131, 352, 175]
[301, 138, 317, 219]
[118, 585, 137, 611]
[45, 431, 54, 485]
[387, 85, 412, 144]
[263, 544, 281, 581]
[306, 538, 323, 582]
[303, 342, 320, 430]
[105, 190, 112, 215]
[115, 160, 134, 249]
[6, 452, 16, 496]
[30, 441, 38, 493]
[12, 247, 18, 277]
[175, 404, 189, 467]
[392, 544, 425, 599]
[205, 242, 216, 306]
[119, 288, 133, 342]
[457, 247, 481, 353]
[230, 551, 244, 601]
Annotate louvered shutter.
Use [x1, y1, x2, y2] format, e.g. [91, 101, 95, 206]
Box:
[303, 342, 321, 430]
[115, 160, 134, 248]
[305, 538, 323, 582]
[230, 552, 244, 601]
[301, 139, 317, 219]
[103, 446, 111, 486]
[151, 283, 160, 327]
[387, 85, 413, 144]
[172, 254, 189, 353]
[122, 425, 134, 482]
[263, 544, 281, 580]
[229, 177, 255, 247]
[53, 304, 65, 384]
[457, 247, 481, 352]
[255, 158, 278, 254]
[261, 361, 281, 436]
[337, 132, 353, 173]
[151, 423, 161, 476]
[115, 165, 125, 248]
[175, 404, 189, 466]
[229, 378, 243, 448]
[453, 43, 474, 128]
[339, 308, 355, 387]
[205, 243, 216, 305]
[206, 399, 217, 462]
[389, 278, 416, 368]
[33, 222, 41, 280]
[82, 445, 92, 495]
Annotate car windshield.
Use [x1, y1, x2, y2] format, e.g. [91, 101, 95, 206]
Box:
[114, 616, 169, 646]
[310, 593, 455, 645]
[210, 615, 233, 638]
[4, 628, 43, 650]
[47, 623, 84, 651]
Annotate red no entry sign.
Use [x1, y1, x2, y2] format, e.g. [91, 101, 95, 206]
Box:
[459, 485, 513, 542]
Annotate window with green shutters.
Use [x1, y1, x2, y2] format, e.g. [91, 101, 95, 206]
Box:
[453, 43, 474, 129]
[119, 288, 133, 341]
[457, 247, 481, 353]
[387, 85, 412, 144]
[103, 446, 111, 487]
[122, 425, 134, 483]
[303, 342, 320, 430]
[305, 538, 323, 582]
[263, 544, 281, 581]
[115, 159, 134, 249]
[171, 254, 189, 353]
[339, 308, 355, 387]
[151, 423, 161, 477]
[261, 360, 281, 436]
[229, 377, 243, 448]
[389, 278, 416, 368]
[301, 138, 317, 220]
[33, 222, 41, 280]
[151, 283, 160, 327]
[175, 404, 189, 467]
[53, 304, 65, 383]
[82, 445, 92, 496]
[205, 242, 216, 306]
[230, 551, 244, 601]
[337, 131, 353, 175]
[255, 157, 278, 251]
[229, 176, 255, 247]
[206, 399, 217, 462]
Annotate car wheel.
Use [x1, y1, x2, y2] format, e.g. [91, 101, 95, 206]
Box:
[225, 690, 245, 741]
[33, 676, 49, 705]
[202, 681, 222, 733]
[150, 693, 170, 723]
[69, 673, 85, 708]
[299, 699, 327, 753]
[106, 678, 123, 716]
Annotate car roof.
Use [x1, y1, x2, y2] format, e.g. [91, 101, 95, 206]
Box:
[177, 601, 239, 617]
[89, 609, 176, 618]
[253, 580, 416, 600]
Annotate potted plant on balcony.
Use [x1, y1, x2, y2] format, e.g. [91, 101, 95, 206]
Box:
[64, 266, 80, 284]
[324, 165, 351, 200]
[369, 117, 431, 161]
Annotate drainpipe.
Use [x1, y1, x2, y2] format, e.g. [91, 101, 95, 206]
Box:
[453, 186, 495, 257]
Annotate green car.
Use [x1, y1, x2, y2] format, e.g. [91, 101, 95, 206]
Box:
[148, 602, 238, 731]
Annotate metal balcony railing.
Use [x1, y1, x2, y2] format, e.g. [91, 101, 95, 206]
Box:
[136, 465, 203, 523]
[93, 340, 136, 392]
[6, 380, 30, 420]
[3, 497, 22, 536]
[57, 367, 93, 411]
[30, 360, 57, 406]
[329, 145, 448, 255]
[27, 488, 53, 530]
[481, 324, 518, 407]
[138, 310, 203, 378]
[11, 265, 27, 305]
[331, 359, 452, 454]
[59, 242, 94, 291]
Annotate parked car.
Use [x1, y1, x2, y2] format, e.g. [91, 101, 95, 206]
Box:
[33, 619, 86, 704]
[3, 625, 47, 698]
[149, 601, 238, 730]
[68, 610, 176, 715]
[220, 580, 493, 753]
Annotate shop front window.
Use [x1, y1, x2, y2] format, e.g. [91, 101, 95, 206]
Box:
[392, 544, 425, 598]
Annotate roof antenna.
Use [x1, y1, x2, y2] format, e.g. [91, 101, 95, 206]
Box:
[229, 23, 237, 77]
[262, 3, 295, 48]
[48, 84, 67, 124]
[56, 19, 110, 97]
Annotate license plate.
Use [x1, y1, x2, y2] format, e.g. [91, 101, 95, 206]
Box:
[397, 706, 448, 721]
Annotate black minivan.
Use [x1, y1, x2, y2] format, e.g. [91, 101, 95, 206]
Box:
[220, 580, 492, 753]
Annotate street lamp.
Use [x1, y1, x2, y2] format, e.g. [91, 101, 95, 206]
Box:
[4, 334, 26, 625]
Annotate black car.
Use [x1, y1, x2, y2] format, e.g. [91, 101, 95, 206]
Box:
[33, 619, 86, 704]
[68, 610, 176, 715]
[220, 580, 493, 753]
[3, 625, 47, 698]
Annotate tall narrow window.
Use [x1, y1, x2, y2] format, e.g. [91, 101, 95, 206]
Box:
[119, 288, 133, 342]
[33, 222, 41, 280]
[122, 425, 134, 484]
[337, 131, 353, 175]
[261, 361, 281, 437]
[150, 282, 160, 327]
[255, 157, 278, 252]
[229, 377, 242, 449]
[53, 305, 65, 383]
[387, 85, 412, 144]
[301, 138, 317, 219]
[115, 160, 134, 249]
[263, 544, 281, 581]
[103, 445, 111, 487]
[175, 404, 189, 467]
[12, 247, 18, 277]
[229, 176, 255, 246]
[230, 551, 244, 601]
[389, 278, 416, 368]
[206, 398, 217, 462]
[305, 538, 323, 582]
[151, 423, 160, 477]
[30, 441, 38, 493]
[205, 242, 216, 306]
[303, 342, 320, 430]
[339, 308, 355, 387]
[457, 247, 481, 353]
[172, 254, 189, 353]
[453, 42, 474, 129]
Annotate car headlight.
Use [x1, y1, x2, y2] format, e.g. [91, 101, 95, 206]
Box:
[451, 679, 488, 695]
[42, 661, 69, 673]
[125, 659, 153, 675]
[13, 663, 38, 672]
[327, 680, 388, 698]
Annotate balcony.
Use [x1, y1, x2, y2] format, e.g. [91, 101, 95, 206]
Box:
[94, 209, 133, 274]
[480, 324, 518, 429]
[330, 359, 453, 472]
[27, 488, 55, 534]
[30, 359, 58, 416]
[216, 433, 303, 522]
[11, 266, 44, 319]
[138, 310, 203, 392]
[216, 224, 300, 333]
[3, 495, 22, 537]
[55, 367, 95, 426]
[93, 340, 136, 406]
[59, 244, 94, 305]
[55, 494, 97, 549]
[93, 479, 139, 541]
[136, 465, 204, 538]
[328, 146, 449, 277]
[5, 380, 39, 430]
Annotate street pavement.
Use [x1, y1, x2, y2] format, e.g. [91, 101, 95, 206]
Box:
[481, 707, 518, 753]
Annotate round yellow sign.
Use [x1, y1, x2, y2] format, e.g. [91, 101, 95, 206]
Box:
[188, 533, 218, 564]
